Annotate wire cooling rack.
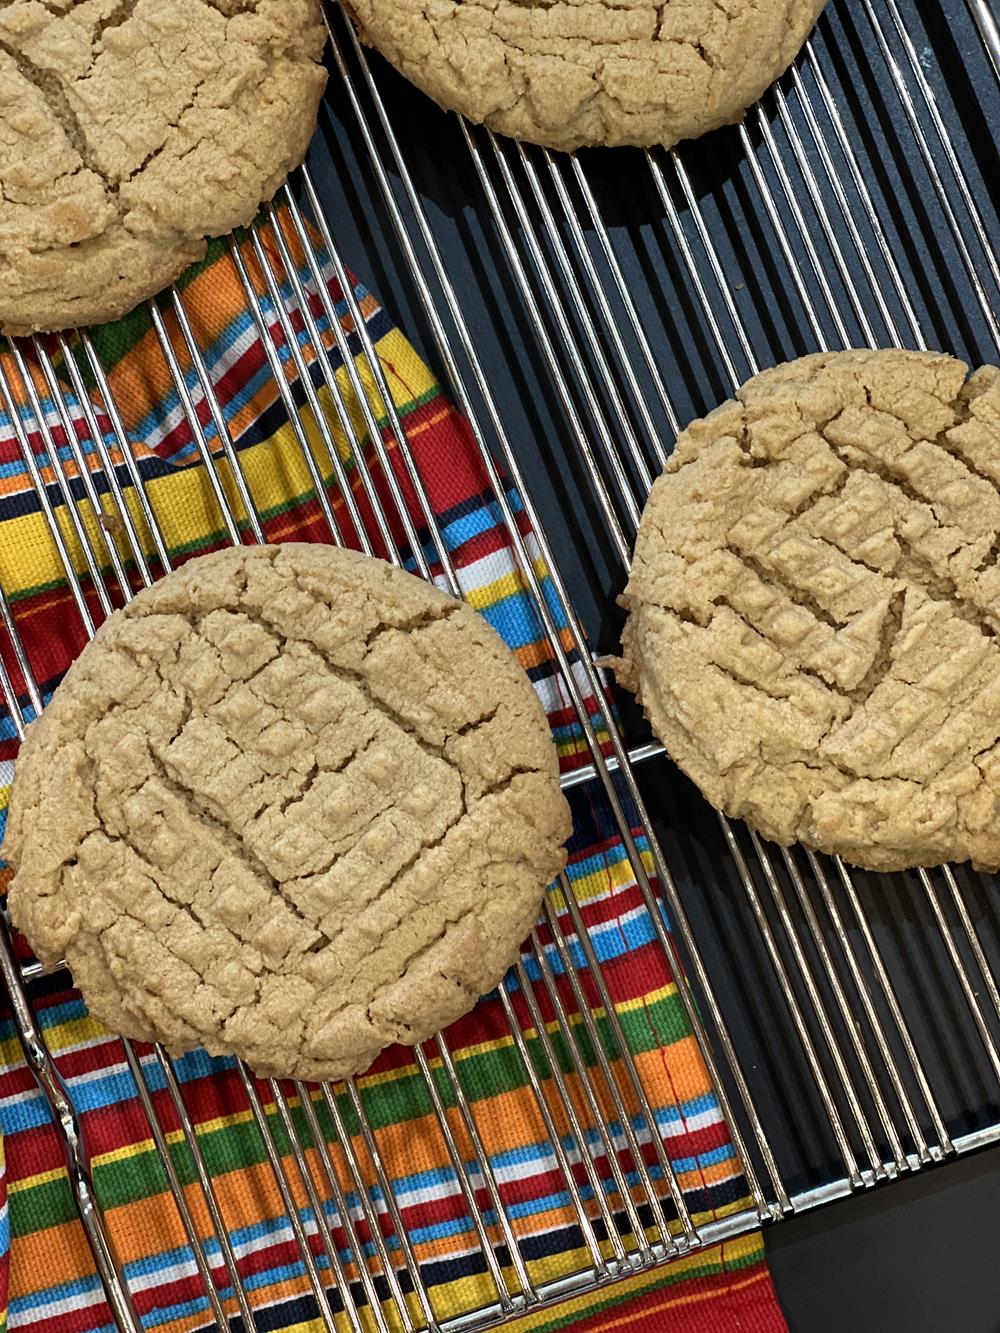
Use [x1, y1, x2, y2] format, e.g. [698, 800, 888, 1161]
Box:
[0, 0, 998, 1329]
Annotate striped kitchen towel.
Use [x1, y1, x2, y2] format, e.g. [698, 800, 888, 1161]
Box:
[0, 216, 785, 1333]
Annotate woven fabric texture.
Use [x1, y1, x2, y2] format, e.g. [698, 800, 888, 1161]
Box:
[0, 222, 785, 1333]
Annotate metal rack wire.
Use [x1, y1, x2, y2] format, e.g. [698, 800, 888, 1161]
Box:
[0, 0, 998, 1329]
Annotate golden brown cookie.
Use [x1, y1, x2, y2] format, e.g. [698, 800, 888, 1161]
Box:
[3, 544, 571, 1080]
[347, 0, 826, 151]
[0, 0, 327, 336]
[617, 349, 1000, 872]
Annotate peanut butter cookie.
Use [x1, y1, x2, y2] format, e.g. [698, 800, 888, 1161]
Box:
[0, 0, 327, 336]
[3, 544, 571, 1080]
[347, 0, 826, 151]
[617, 349, 1000, 872]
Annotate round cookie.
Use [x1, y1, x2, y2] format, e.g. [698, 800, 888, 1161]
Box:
[0, 0, 327, 336]
[3, 544, 571, 1081]
[347, 0, 826, 151]
[617, 349, 1000, 873]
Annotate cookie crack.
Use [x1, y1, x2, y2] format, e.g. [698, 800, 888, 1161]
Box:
[472, 764, 536, 802]
[827, 400, 1000, 522]
[361, 600, 463, 651]
[301, 803, 467, 956]
[0, 40, 117, 199]
[107, 605, 532, 942]
[118, 74, 213, 188]
[94, 629, 503, 979]
[702, 655, 794, 705]
[711, 597, 849, 704]
[96, 823, 232, 956]
[804, 437, 998, 635]
[277, 761, 320, 815]
[877, 715, 996, 789]
[360, 852, 539, 1033]
[269, 728, 389, 824]
[455, 702, 500, 736]
[977, 536, 1000, 572]
[844, 588, 904, 707]
[786, 460, 853, 520]
[65, 789, 249, 1034]
[935, 398, 1000, 497]
[624, 356, 1000, 870]
[257, 612, 466, 769]
[93, 0, 140, 44]
[936, 438, 1000, 493]
[275, 564, 525, 761]
[857, 378, 990, 490]
[146, 745, 335, 952]
[232, 600, 529, 799]
[896, 541, 996, 636]
[91, 909, 244, 1040]
[730, 547, 843, 630]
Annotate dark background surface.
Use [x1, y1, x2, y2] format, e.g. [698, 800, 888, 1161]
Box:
[307, 0, 1000, 1324]
[766, 1143, 1000, 1332]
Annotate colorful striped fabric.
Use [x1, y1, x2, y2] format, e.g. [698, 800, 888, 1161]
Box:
[0, 1136, 7, 1333]
[509, 1234, 782, 1332]
[0, 219, 786, 1333]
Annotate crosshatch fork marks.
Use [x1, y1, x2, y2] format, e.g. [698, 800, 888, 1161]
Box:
[618, 349, 1000, 871]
